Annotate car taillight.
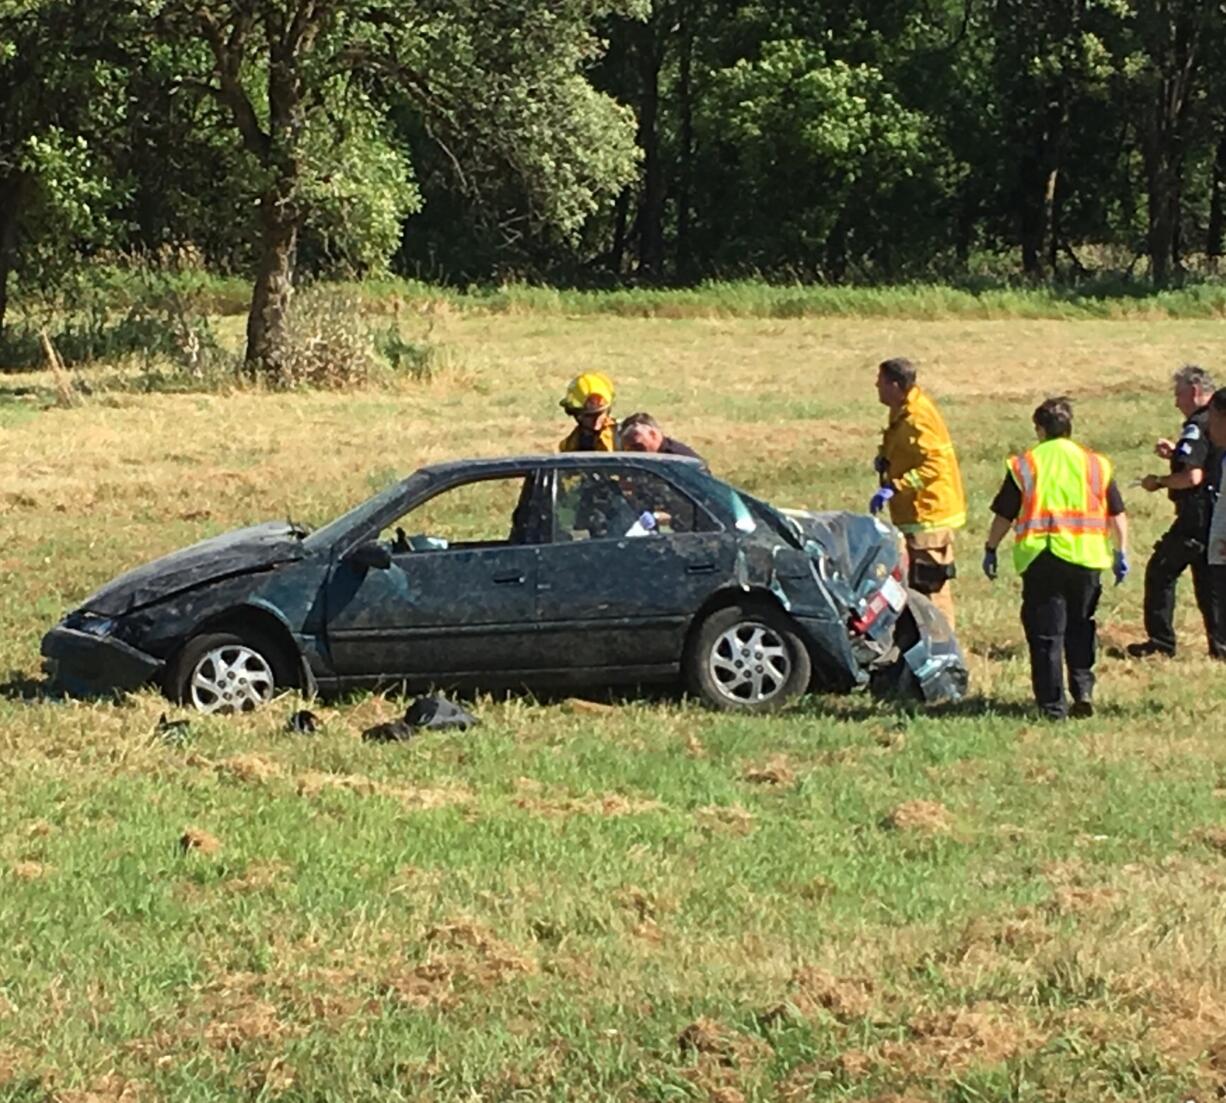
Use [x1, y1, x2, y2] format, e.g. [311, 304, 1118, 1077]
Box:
[850, 566, 906, 636]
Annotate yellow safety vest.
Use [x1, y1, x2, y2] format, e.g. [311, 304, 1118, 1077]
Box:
[1009, 438, 1113, 573]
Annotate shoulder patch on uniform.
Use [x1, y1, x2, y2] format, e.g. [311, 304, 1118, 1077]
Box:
[1177, 441, 1194, 456]
[1181, 424, 1202, 442]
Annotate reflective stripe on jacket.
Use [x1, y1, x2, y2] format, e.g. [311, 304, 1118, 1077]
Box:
[1009, 438, 1113, 573]
[880, 386, 967, 533]
[559, 420, 617, 453]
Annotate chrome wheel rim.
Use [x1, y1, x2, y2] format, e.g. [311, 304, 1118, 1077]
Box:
[189, 644, 275, 714]
[708, 622, 792, 704]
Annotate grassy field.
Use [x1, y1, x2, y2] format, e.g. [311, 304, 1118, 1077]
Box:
[2, 312, 1226, 1101]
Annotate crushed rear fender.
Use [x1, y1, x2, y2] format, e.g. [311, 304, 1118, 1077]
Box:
[900, 591, 969, 703]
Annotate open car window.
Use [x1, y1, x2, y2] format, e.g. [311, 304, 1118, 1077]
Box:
[379, 473, 545, 551]
[553, 468, 718, 543]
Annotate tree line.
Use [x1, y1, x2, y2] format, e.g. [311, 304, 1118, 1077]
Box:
[3, 0, 1226, 376]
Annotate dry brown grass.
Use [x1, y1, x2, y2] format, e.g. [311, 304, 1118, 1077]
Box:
[178, 827, 222, 855]
[5, 313, 1226, 1100]
[883, 800, 954, 835]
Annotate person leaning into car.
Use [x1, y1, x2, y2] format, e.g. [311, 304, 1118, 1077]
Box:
[870, 357, 967, 627]
[982, 396, 1129, 722]
[618, 412, 706, 465]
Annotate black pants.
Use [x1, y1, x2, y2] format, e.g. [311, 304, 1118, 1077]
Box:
[1021, 551, 1101, 718]
[1142, 521, 1226, 657]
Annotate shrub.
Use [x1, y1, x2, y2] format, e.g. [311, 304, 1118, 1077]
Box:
[275, 290, 379, 390]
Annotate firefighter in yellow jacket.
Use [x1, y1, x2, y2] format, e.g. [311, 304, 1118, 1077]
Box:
[871, 358, 967, 626]
[559, 372, 617, 452]
[982, 396, 1130, 721]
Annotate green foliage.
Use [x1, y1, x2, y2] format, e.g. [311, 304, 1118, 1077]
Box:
[371, 323, 437, 381]
[297, 91, 422, 276]
[700, 38, 928, 270]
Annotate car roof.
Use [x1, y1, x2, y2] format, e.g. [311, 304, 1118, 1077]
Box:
[416, 453, 706, 480]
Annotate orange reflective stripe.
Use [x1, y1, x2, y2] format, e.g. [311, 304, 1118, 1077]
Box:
[1015, 514, 1110, 535]
[1085, 452, 1104, 514]
[1012, 453, 1039, 528]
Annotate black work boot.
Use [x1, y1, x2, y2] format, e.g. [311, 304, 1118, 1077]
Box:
[1125, 640, 1175, 659]
[1070, 700, 1094, 719]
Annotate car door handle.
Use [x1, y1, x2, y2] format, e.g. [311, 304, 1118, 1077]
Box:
[493, 571, 526, 585]
[687, 562, 717, 575]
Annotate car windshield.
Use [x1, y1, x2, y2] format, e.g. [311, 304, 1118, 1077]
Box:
[303, 474, 428, 552]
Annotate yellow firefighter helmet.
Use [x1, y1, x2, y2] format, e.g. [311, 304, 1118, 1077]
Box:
[560, 372, 615, 415]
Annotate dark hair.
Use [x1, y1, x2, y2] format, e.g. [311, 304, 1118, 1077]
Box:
[1210, 387, 1226, 413]
[1033, 395, 1074, 438]
[1173, 364, 1215, 393]
[878, 358, 917, 390]
[619, 411, 660, 436]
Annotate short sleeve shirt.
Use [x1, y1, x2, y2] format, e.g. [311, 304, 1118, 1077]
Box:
[1169, 407, 1212, 506]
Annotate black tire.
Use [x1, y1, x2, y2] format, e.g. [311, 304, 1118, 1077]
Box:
[165, 629, 296, 714]
[685, 603, 812, 713]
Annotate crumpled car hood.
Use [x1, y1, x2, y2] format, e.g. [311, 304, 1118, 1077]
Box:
[77, 522, 307, 616]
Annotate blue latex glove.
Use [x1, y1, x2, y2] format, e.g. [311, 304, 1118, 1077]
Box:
[868, 486, 894, 515]
[873, 455, 889, 476]
[1113, 549, 1129, 585]
[982, 547, 998, 581]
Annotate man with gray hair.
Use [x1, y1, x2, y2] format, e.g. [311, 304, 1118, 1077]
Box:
[618, 412, 705, 463]
[1127, 364, 1225, 659]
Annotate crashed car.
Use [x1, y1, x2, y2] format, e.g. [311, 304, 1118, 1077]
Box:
[42, 454, 968, 714]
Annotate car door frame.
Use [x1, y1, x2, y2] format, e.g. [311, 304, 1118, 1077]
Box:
[531, 458, 736, 677]
[319, 464, 551, 685]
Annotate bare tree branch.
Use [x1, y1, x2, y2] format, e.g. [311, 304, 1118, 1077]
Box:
[198, 8, 271, 159]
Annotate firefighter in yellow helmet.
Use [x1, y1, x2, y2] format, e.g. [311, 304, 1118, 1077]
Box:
[559, 372, 618, 452]
[982, 396, 1130, 721]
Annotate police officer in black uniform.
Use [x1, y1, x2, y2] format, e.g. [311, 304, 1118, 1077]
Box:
[1127, 364, 1226, 659]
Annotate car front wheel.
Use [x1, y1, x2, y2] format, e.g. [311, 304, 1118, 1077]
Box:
[166, 630, 294, 714]
[686, 603, 812, 713]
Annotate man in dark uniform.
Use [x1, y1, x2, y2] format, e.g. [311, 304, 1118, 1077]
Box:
[618, 412, 705, 463]
[1126, 365, 1224, 659]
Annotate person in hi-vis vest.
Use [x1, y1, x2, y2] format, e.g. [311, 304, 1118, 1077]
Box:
[982, 396, 1129, 721]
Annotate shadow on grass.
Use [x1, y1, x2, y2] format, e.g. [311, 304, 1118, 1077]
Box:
[0, 671, 51, 701]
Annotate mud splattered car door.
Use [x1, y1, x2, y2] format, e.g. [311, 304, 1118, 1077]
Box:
[323, 472, 545, 683]
[534, 466, 735, 674]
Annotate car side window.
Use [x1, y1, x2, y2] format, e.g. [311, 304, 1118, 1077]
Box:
[379, 474, 545, 551]
[554, 469, 716, 543]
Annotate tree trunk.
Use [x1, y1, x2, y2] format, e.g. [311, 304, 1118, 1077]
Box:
[635, 20, 665, 279]
[1144, 143, 1177, 286]
[1207, 128, 1226, 266]
[824, 211, 849, 282]
[609, 187, 632, 275]
[0, 173, 26, 336]
[245, 189, 299, 379]
[675, 2, 695, 282]
[1018, 151, 1045, 278]
[1045, 166, 1060, 276]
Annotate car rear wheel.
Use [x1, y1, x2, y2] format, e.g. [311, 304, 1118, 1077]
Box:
[686, 603, 812, 713]
[166, 630, 295, 714]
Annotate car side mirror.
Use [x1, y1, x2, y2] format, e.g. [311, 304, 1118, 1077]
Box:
[345, 542, 392, 570]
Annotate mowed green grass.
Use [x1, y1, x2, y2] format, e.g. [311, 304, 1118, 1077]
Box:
[2, 314, 1226, 1101]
